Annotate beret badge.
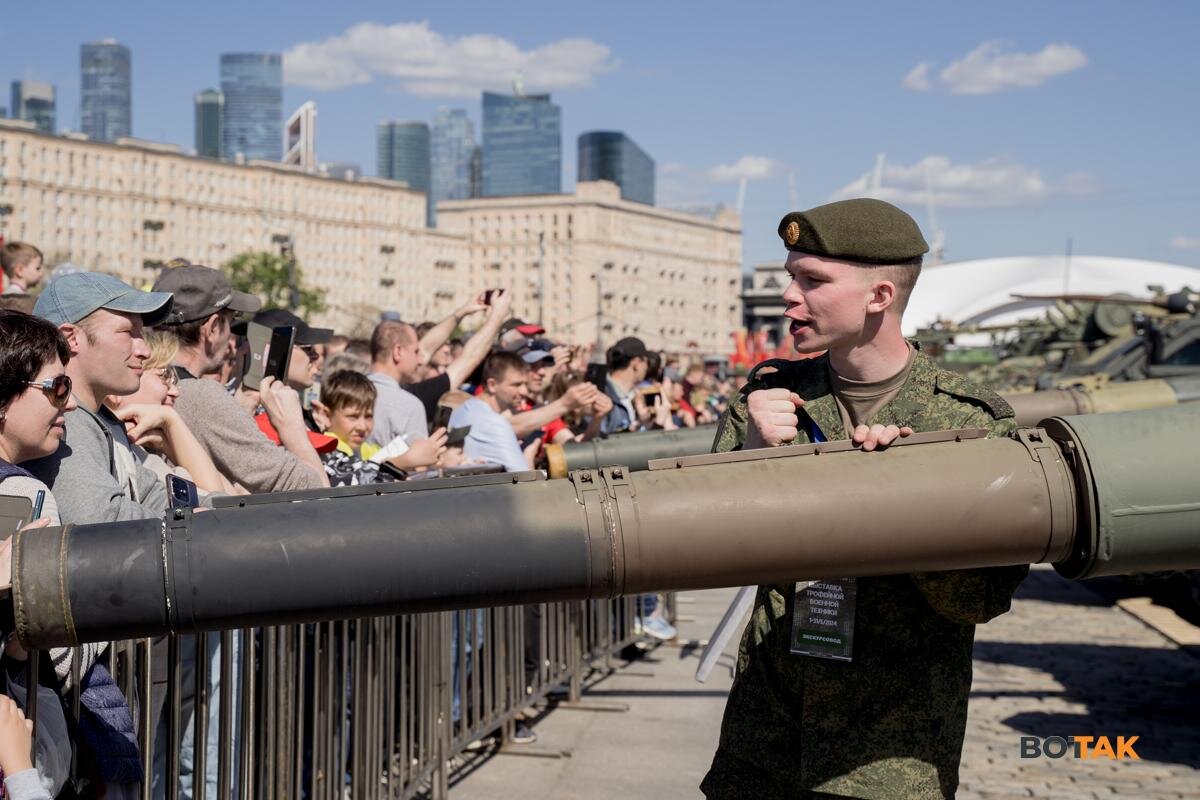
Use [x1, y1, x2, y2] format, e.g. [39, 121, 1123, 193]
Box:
[784, 220, 801, 247]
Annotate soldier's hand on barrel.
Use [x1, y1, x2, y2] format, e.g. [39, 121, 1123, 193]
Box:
[853, 423, 913, 452]
[746, 388, 804, 448]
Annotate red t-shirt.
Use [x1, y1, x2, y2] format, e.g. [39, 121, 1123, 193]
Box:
[542, 417, 569, 444]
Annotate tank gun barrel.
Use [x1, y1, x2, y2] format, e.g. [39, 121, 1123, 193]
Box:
[1011, 291, 1198, 315]
[1005, 376, 1200, 425]
[547, 377, 1200, 476]
[13, 407, 1200, 650]
[547, 426, 717, 478]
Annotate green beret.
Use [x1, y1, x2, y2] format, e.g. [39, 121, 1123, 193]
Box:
[778, 198, 929, 265]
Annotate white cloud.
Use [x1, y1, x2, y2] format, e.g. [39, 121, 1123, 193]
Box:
[283, 21, 618, 97]
[658, 157, 785, 208]
[829, 155, 1099, 209]
[902, 62, 932, 92]
[903, 41, 1087, 95]
[706, 155, 782, 182]
[1172, 236, 1200, 250]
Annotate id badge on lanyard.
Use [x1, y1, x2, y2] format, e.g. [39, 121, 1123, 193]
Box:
[788, 416, 857, 662]
[789, 578, 857, 662]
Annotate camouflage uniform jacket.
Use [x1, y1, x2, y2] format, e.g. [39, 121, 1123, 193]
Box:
[700, 351, 1029, 800]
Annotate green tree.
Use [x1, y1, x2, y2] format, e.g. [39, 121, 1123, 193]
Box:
[222, 250, 326, 317]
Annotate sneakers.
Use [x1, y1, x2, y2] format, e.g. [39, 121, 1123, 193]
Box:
[641, 615, 677, 641]
[510, 722, 538, 745]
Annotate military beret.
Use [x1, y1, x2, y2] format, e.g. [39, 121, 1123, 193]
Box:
[778, 198, 929, 265]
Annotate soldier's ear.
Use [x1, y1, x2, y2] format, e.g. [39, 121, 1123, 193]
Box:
[866, 278, 897, 315]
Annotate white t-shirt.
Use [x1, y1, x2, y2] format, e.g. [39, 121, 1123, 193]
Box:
[449, 398, 529, 473]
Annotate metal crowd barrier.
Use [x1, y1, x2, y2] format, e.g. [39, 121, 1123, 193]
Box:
[13, 593, 662, 800]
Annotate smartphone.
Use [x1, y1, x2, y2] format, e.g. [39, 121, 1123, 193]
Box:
[640, 386, 662, 407]
[0, 496, 33, 537]
[585, 363, 608, 391]
[166, 474, 200, 510]
[483, 289, 496, 306]
[445, 425, 471, 447]
[242, 322, 296, 391]
[431, 404, 454, 433]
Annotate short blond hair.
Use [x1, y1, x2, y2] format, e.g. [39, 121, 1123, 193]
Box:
[143, 330, 180, 371]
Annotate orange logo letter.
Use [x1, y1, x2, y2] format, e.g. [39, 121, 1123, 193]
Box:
[1073, 736, 1093, 759]
[1117, 736, 1140, 760]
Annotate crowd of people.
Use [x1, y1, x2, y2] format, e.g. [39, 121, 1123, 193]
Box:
[0, 239, 744, 797]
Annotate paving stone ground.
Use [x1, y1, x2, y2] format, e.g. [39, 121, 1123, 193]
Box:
[451, 569, 1200, 799]
[959, 565, 1200, 800]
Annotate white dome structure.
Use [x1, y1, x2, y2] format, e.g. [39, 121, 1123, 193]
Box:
[902, 256, 1200, 335]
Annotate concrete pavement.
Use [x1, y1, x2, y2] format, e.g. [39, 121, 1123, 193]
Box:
[451, 569, 1200, 799]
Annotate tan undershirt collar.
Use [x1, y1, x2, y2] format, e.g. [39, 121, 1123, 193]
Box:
[828, 343, 917, 436]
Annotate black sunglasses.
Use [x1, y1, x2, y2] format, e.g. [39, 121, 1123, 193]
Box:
[25, 374, 73, 408]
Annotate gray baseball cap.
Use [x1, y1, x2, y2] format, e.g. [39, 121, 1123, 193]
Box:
[34, 272, 174, 327]
[152, 265, 261, 325]
[520, 347, 555, 365]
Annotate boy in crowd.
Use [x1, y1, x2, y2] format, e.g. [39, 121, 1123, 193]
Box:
[316, 369, 447, 486]
[1, 242, 44, 296]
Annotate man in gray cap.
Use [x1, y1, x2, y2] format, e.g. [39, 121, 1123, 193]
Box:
[26, 272, 175, 522]
[153, 266, 329, 493]
[701, 199, 1026, 800]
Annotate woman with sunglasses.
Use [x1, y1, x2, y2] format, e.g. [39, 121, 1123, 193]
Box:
[0, 310, 86, 799]
[0, 309, 75, 525]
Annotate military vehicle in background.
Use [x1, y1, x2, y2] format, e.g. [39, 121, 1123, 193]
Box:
[914, 286, 1199, 391]
[916, 285, 1200, 620]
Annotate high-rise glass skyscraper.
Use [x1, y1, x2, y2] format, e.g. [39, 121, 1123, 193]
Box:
[481, 91, 561, 197]
[220, 53, 282, 162]
[80, 40, 131, 142]
[577, 131, 655, 206]
[377, 121, 432, 226]
[10, 81, 55, 134]
[431, 108, 477, 222]
[194, 89, 223, 159]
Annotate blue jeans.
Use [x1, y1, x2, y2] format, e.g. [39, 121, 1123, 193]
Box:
[153, 634, 241, 800]
[451, 610, 486, 723]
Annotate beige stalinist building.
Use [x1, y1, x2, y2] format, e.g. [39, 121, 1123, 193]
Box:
[438, 181, 742, 354]
[0, 122, 743, 351]
[0, 119, 468, 334]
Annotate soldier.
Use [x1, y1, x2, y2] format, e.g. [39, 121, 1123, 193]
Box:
[700, 199, 1029, 800]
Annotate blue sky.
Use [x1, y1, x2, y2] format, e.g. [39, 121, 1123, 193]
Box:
[4, 1, 1200, 273]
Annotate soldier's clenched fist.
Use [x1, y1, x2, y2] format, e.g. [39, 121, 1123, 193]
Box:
[745, 388, 805, 449]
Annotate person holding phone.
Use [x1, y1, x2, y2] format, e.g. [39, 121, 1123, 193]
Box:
[153, 266, 330, 492]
